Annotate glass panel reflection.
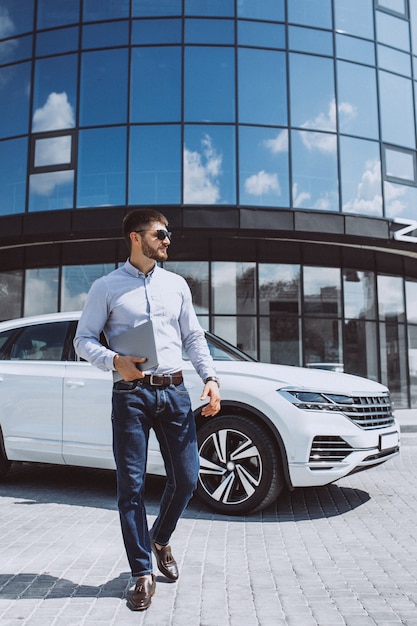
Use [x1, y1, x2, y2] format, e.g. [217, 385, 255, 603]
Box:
[29, 171, 74, 212]
[77, 127, 127, 207]
[24, 268, 59, 316]
[34, 135, 72, 167]
[0, 34, 32, 65]
[304, 318, 343, 368]
[380, 320, 408, 406]
[384, 181, 417, 219]
[303, 267, 341, 317]
[379, 71, 415, 149]
[83, 0, 130, 21]
[291, 129, 339, 211]
[212, 262, 256, 315]
[343, 270, 376, 319]
[132, 18, 182, 43]
[335, 34, 375, 65]
[377, 0, 407, 15]
[61, 264, 114, 311]
[0, 137, 27, 215]
[164, 261, 209, 314]
[213, 316, 257, 358]
[258, 264, 300, 316]
[0, 63, 31, 138]
[185, 0, 234, 17]
[183, 125, 236, 204]
[239, 126, 289, 208]
[0, 0, 34, 38]
[260, 317, 300, 365]
[131, 47, 181, 122]
[238, 0, 285, 21]
[129, 125, 181, 205]
[290, 53, 335, 131]
[0, 271, 22, 321]
[408, 324, 417, 406]
[37, 0, 80, 29]
[377, 44, 411, 76]
[340, 136, 382, 216]
[238, 21, 285, 49]
[36, 27, 78, 56]
[406, 281, 417, 323]
[288, 26, 333, 55]
[288, 0, 332, 29]
[376, 10, 410, 51]
[384, 146, 415, 182]
[32, 55, 77, 132]
[344, 320, 378, 380]
[132, 0, 182, 16]
[185, 47, 235, 122]
[334, 0, 374, 39]
[185, 18, 235, 44]
[337, 61, 379, 139]
[80, 49, 128, 126]
[238, 48, 287, 125]
[378, 275, 405, 322]
[82, 21, 129, 49]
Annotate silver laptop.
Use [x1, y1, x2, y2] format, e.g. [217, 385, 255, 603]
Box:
[111, 320, 158, 382]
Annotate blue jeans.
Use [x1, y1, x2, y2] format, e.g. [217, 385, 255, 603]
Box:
[111, 380, 199, 577]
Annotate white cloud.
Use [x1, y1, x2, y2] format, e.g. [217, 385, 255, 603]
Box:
[263, 129, 288, 154]
[0, 6, 15, 38]
[299, 130, 337, 154]
[384, 181, 408, 218]
[183, 134, 222, 204]
[299, 99, 356, 154]
[244, 170, 281, 196]
[32, 91, 75, 132]
[30, 170, 74, 197]
[342, 159, 383, 216]
[292, 182, 311, 208]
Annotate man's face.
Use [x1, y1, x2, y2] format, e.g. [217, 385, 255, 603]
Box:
[139, 221, 170, 262]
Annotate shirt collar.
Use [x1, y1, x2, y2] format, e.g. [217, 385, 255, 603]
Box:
[124, 258, 157, 278]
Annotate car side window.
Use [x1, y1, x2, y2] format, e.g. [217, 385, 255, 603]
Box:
[10, 322, 70, 361]
[0, 329, 17, 358]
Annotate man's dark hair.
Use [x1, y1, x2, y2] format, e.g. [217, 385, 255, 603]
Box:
[123, 208, 168, 249]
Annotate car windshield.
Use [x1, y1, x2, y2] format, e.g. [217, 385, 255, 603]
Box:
[183, 332, 256, 362]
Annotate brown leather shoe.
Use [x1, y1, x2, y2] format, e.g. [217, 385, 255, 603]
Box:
[128, 574, 156, 611]
[151, 540, 179, 581]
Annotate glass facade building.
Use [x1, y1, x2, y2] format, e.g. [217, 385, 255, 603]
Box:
[1, 0, 417, 407]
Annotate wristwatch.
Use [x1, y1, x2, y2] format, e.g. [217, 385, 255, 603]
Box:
[205, 376, 220, 388]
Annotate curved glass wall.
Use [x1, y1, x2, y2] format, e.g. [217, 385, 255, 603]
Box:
[1, 0, 417, 217]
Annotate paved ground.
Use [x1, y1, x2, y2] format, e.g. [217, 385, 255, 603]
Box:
[0, 412, 416, 626]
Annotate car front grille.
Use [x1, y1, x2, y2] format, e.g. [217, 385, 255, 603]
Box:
[309, 436, 353, 466]
[338, 394, 394, 430]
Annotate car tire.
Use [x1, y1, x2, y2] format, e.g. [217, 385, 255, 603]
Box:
[197, 414, 284, 515]
[0, 427, 11, 479]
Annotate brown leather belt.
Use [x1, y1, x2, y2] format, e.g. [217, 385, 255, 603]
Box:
[141, 371, 183, 387]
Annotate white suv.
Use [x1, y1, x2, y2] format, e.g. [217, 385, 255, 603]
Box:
[0, 312, 400, 514]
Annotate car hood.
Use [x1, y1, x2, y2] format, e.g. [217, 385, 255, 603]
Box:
[203, 360, 388, 394]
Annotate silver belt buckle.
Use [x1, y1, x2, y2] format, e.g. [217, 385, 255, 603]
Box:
[149, 374, 163, 386]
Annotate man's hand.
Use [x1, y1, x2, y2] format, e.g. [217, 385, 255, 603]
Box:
[200, 381, 221, 417]
[113, 354, 147, 381]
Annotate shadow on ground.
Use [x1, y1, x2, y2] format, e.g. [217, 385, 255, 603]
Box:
[0, 461, 370, 523]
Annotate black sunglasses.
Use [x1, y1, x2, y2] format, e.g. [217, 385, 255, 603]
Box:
[135, 229, 172, 241]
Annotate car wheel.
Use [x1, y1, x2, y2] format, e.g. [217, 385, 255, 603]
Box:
[197, 414, 284, 515]
[0, 427, 11, 479]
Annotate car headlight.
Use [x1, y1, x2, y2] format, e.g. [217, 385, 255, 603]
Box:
[278, 388, 354, 412]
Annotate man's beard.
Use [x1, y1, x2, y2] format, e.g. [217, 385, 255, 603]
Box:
[141, 239, 168, 262]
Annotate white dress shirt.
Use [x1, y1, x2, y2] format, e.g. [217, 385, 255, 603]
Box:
[74, 259, 217, 382]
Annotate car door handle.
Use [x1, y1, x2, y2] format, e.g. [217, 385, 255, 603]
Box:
[66, 380, 85, 387]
